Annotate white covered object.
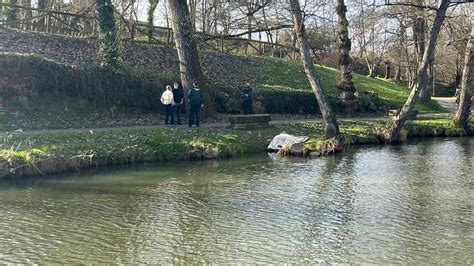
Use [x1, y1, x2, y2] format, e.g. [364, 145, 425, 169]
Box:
[267, 133, 308, 150]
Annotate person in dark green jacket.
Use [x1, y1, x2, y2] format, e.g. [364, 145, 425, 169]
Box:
[188, 82, 204, 127]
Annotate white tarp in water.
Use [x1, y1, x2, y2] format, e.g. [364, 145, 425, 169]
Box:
[267, 133, 308, 151]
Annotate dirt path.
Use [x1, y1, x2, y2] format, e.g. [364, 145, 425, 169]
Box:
[4, 112, 456, 136]
[433, 97, 457, 113]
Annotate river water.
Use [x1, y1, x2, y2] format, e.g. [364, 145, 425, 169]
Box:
[0, 138, 473, 263]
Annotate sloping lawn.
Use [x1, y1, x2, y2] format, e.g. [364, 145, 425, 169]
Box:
[256, 57, 446, 113]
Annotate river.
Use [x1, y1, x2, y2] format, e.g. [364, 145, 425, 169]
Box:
[0, 138, 473, 263]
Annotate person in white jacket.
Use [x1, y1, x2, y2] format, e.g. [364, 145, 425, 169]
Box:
[160, 85, 175, 125]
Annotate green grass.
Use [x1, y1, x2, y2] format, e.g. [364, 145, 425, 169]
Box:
[253, 57, 446, 113]
[0, 49, 447, 134]
[2, 118, 471, 178]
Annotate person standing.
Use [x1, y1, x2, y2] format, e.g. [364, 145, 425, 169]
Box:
[188, 82, 204, 127]
[171, 82, 184, 125]
[241, 82, 253, 115]
[455, 87, 461, 104]
[160, 85, 175, 125]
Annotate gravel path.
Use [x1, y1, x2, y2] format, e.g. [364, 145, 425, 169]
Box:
[433, 97, 457, 113]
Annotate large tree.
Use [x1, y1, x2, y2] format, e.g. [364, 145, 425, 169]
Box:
[167, 0, 211, 111]
[335, 0, 356, 109]
[96, 0, 121, 70]
[289, 0, 339, 138]
[412, 2, 430, 99]
[387, 0, 451, 142]
[453, 26, 473, 128]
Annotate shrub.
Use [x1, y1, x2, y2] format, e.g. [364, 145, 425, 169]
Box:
[256, 85, 338, 114]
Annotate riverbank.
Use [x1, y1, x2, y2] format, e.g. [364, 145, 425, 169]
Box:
[1, 118, 472, 179]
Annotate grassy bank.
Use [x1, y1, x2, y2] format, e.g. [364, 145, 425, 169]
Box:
[0, 49, 447, 131]
[1, 118, 471, 178]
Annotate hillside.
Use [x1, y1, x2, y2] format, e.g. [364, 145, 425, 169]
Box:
[0, 28, 445, 130]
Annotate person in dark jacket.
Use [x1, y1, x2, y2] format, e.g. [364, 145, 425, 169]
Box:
[188, 82, 204, 127]
[241, 82, 253, 115]
[171, 82, 184, 125]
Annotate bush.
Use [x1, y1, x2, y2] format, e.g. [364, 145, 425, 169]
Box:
[256, 85, 342, 114]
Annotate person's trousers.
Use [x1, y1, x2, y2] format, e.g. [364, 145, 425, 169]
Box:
[164, 104, 172, 124]
[189, 104, 201, 127]
[243, 100, 253, 115]
[171, 104, 181, 124]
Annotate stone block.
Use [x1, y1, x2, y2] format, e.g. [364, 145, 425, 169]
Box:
[229, 114, 271, 129]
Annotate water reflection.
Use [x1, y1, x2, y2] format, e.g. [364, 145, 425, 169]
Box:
[0, 138, 473, 263]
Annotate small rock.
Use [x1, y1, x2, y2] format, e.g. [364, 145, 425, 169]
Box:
[309, 151, 321, 157]
[290, 142, 304, 156]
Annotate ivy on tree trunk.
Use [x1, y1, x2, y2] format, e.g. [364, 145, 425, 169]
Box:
[4, 0, 18, 22]
[96, 0, 121, 70]
[147, 0, 159, 42]
[335, 0, 356, 109]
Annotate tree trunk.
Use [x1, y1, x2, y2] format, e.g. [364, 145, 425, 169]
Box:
[187, 0, 196, 30]
[289, 0, 339, 138]
[413, 9, 430, 100]
[167, 0, 213, 114]
[19, 0, 32, 30]
[37, 0, 48, 31]
[453, 26, 473, 128]
[366, 56, 378, 78]
[245, 14, 252, 54]
[201, 0, 206, 33]
[96, 0, 121, 70]
[387, 0, 450, 142]
[335, 0, 356, 107]
[147, 0, 159, 42]
[395, 65, 401, 81]
[385, 62, 391, 79]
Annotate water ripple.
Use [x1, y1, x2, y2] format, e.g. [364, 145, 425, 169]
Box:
[0, 138, 473, 263]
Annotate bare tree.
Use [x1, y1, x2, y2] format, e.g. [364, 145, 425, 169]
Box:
[411, 1, 430, 99]
[387, 0, 451, 142]
[335, 0, 356, 109]
[167, 0, 212, 112]
[453, 26, 473, 128]
[289, 0, 339, 138]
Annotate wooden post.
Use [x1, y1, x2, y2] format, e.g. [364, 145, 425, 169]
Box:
[167, 28, 172, 44]
[221, 36, 224, 52]
[46, 12, 50, 33]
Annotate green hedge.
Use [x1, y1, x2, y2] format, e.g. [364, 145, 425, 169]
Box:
[256, 86, 387, 114]
[256, 86, 324, 114]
